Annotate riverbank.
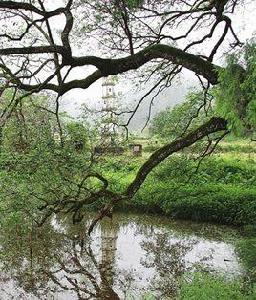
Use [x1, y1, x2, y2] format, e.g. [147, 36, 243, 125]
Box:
[100, 141, 256, 226]
[100, 140, 256, 299]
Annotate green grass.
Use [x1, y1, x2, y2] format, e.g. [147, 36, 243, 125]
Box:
[100, 150, 256, 226]
[140, 273, 256, 300]
[236, 225, 256, 286]
[179, 273, 256, 300]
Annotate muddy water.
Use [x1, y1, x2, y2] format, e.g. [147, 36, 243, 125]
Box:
[0, 213, 243, 299]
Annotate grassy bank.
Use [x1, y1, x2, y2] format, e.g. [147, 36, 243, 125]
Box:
[178, 273, 256, 300]
[100, 143, 256, 226]
[178, 225, 256, 300]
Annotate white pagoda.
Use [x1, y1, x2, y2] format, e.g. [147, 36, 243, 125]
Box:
[102, 76, 117, 112]
[96, 76, 124, 153]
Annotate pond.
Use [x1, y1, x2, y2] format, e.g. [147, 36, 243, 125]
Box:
[0, 213, 243, 299]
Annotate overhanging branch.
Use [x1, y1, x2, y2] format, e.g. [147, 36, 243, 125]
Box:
[1, 43, 220, 95]
[71, 44, 220, 84]
[125, 117, 227, 197]
[38, 116, 226, 234]
[0, 1, 66, 17]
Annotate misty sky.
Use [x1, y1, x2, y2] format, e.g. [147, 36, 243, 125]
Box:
[54, 1, 256, 131]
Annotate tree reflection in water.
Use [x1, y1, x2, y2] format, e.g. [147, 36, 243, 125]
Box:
[0, 214, 242, 299]
[141, 233, 198, 297]
[0, 217, 121, 299]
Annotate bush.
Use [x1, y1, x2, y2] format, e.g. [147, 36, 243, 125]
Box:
[130, 182, 256, 225]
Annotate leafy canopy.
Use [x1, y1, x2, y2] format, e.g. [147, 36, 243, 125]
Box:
[215, 41, 256, 136]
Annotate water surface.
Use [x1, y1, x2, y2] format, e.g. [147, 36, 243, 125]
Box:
[0, 213, 243, 299]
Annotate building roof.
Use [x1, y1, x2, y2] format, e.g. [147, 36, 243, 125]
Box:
[102, 77, 115, 86]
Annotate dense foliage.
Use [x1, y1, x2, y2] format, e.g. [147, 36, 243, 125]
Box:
[0, 96, 97, 228]
[215, 41, 256, 136]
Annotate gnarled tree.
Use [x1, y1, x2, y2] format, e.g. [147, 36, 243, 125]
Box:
[0, 0, 254, 231]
